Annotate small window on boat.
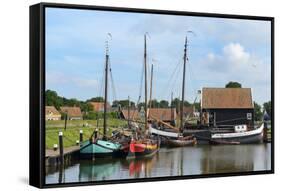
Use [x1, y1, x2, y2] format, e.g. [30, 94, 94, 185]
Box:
[247, 113, 252, 120]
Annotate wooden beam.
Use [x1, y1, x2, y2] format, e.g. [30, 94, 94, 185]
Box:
[149, 114, 179, 132]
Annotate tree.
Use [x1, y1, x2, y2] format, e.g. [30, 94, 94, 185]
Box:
[254, 102, 262, 122]
[225, 81, 242, 88]
[80, 102, 93, 113]
[115, 99, 136, 108]
[159, 100, 169, 108]
[87, 97, 104, 102]
[193, 102, 201, 111]
[83, 111, 99, 120]
[148, 99, 159, 108]
[137, 102, 145, 110]
[171, 98, 191, 112]
[171, 98, 181, 112]
[45, 89, 63, 110]
[183, 101, 191, 107]
[112, 100, 119, 107]
[263, 101, 271, 119]
[66, 98, 80, 107]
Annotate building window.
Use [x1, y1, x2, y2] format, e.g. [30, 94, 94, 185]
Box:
[247, 113, 252, 120]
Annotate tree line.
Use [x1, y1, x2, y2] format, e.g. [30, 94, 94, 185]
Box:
[46, 89, 200, 112]
[46, 85, 272, 121]
[46, 81, 244, 111]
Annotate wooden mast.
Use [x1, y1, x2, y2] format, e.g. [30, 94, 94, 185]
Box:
[180, 37, 188, 133]
[171, 92, 174, 126]
[149, 64, 154, 109]
[103, 40, 109, 140]
[144, 34, 148, 130]
[128, 96, 130, 128]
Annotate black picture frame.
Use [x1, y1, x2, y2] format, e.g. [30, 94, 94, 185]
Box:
[29, 2, 274, 188]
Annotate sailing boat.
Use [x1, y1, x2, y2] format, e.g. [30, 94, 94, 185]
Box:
[127, 34, 160, 158]
[148, 36, 264, 145]
[147, 35, 196, 146]
[165, 36, 197, 147]
[79, 37, 127, 159]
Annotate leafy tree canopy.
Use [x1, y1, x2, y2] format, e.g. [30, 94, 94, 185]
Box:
[113, 99, 136, 108]
[254, 102, 262, 122]
[159, 100, 169, 108]
[263, 101, 271, 119]
[86, 97, 104, 102]
[225, 81, 242, 88]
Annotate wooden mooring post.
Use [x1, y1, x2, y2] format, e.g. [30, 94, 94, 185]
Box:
[59, 131, 64, 165]
[263, 121, 271, 142]
[80, 130, 83, 142]
[58, 131, 64, 184]
[46, 132, 80, 167]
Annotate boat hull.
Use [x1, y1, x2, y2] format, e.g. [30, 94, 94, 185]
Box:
[210, 123, 264, 144]
[186, 130, 212, 145]
[114, 145, 130, 158]
[152, 123, 264, 144]
[166, 138, 197, 147]
[79, 140, 123, 159]
[127, 142, 159, 159]
[210, 132, 263, 144]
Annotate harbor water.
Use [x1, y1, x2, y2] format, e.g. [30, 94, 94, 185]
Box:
[46, 143, 271, 184]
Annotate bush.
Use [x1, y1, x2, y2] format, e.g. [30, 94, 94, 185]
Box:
[83, 111, 119, 120]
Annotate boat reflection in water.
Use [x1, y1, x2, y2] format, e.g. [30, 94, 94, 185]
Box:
[200, 144, 271, 174]
[122, 156, 158, 178]
[45, 144, 271, 184]
[78, 159, 121, 181]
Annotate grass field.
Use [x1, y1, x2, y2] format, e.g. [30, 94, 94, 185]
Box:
[45, 119, 127, 149]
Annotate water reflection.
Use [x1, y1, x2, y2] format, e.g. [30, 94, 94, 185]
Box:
[79, 159, 120, 181]
[46, 143, 271, 184]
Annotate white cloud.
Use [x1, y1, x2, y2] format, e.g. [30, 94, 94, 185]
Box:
[45, 9, 271, 104]
[204, 43, 265, 75]
[223, 43, 250, 65]
[198, 43, 271, 104]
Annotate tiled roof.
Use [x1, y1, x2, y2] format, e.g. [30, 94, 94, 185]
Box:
[46, 106, 61, 116]
[148, 108, 177, 121]
[60, 106, 82, 117]
[88, 102, 111, 111]
[202, 88, 253, 109]
[121, 109, 140, 120]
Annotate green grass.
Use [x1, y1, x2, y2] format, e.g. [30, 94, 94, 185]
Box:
[45, 119, 126, 149]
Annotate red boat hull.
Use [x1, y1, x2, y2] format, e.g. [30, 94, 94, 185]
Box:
[129, 143, 146, 153]
[128, 140, 159, 158]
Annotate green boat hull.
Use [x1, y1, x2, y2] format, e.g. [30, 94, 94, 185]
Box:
[80, 140, 122, 159]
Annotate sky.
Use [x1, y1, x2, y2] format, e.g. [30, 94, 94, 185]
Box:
[46, 8, 271, 105]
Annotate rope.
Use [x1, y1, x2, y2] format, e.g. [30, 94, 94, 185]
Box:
[98, 60, 105, 100]
[168, 62, 182, 101]
[159, 60, 181, 100]
[109, 59, 117, 102]
[137, 59, 144, 105]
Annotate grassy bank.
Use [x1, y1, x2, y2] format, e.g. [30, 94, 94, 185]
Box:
[45, 119, 126, 149]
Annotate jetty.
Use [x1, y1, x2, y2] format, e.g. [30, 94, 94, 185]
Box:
[45, 146, 80, 166]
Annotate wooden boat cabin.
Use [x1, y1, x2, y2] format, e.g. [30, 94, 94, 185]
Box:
[201, 88, 254, 128]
